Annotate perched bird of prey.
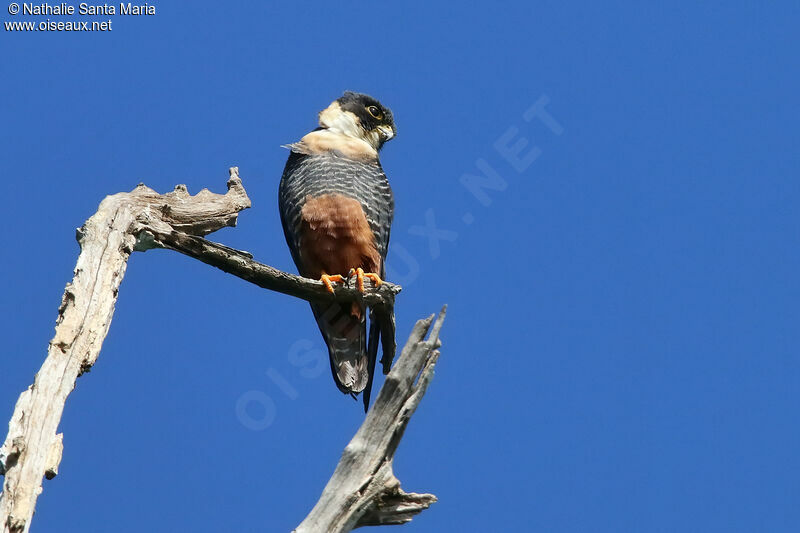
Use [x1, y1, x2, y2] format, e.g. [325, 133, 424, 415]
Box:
[278, 91, 397, 411]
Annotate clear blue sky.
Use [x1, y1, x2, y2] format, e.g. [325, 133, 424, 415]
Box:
[2, 2, 799, 532]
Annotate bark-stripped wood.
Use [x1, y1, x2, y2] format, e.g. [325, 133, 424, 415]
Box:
[0, 168, 437, 533]
[294, 307, 445, 532]
[0, 168, 250, 533]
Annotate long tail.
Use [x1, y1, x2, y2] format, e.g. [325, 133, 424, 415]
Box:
[364, 306, 397, 411]
[311, 301, 369, 396]
[364, 263, 397, 410]
[311, 300, 397, 412]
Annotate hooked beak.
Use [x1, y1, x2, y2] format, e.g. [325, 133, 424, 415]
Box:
[377, 125, 395, 141]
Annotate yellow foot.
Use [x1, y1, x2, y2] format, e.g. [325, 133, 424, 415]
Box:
[348, 268, 383, 293]
[320, 274, 344, 293]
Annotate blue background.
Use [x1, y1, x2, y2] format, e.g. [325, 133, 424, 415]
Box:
[2, 2, 799, 532]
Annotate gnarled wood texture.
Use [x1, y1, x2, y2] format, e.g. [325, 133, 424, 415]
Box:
[0, 168, 437, 533]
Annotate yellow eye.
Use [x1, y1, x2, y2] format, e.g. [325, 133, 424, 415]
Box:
[367, 105, 383, 119]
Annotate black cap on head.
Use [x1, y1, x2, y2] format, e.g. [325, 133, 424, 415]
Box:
[336, 91, 397, 140]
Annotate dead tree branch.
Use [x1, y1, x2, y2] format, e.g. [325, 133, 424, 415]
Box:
[0, 168, 434, 533]
[295, 307, 445, 532]
[0, 168, 250, 533]
[139, 226, 400, 310]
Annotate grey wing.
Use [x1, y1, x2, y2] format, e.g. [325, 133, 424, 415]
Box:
[278, 151, 312, 271]
[353, 160, 394, 266]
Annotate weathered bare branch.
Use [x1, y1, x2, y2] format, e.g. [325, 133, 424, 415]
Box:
[295, 307, 446, 532]
[139, 226, 400, 310]
[0, 169, 251, 533]
[0, 168, 432, 533]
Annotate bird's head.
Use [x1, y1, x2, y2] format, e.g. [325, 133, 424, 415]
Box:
[318, 91, 396, 151]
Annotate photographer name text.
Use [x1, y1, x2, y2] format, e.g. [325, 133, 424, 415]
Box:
[20, 2, 155, 15]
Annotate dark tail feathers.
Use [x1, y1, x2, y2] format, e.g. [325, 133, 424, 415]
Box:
[311, 301, 397, 412]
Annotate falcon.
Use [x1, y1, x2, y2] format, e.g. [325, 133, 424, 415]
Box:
[278, 91, 397, 411]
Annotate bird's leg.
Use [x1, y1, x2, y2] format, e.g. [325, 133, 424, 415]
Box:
[320, 273, 345, 293]
[347, 267, 383, 293]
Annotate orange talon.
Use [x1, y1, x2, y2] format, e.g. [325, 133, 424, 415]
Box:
[320, 274, 344, 293]
[353, 268, 383, 293]
[364, 272, 383, 288]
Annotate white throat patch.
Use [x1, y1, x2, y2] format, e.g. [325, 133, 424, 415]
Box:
[318, 101, 377, 148]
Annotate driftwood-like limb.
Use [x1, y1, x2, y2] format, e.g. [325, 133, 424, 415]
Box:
[0, 169, 251, 533]
[295, 307, 446, 533]
[0, 167, 414, 533]
[140, 227, 401, 310]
